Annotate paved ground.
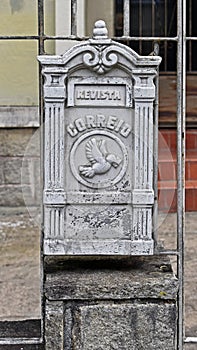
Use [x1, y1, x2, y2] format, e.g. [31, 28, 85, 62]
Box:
[0, 209, 41, 321]
[0, 209, 196, 344]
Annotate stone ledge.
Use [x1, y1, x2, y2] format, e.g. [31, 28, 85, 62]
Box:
[0, 107, 39, 128]
[44, 255, 179, 301]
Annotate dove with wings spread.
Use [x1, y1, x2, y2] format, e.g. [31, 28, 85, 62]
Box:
[79, 138, 122, 178]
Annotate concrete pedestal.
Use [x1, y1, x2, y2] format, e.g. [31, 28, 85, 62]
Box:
[44, 256, 178, 350]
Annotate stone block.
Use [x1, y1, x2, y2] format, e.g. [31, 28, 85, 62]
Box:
[0, 185, 25, 206]
[45, 300, 64, 350]
[21, 157, 40, 186]
[70, 303, 176, 350]
[0, 128, 40, 209]
[0, 157, 40, 185]
[0, 185, 41, 207]
[0, 128, 39, 157]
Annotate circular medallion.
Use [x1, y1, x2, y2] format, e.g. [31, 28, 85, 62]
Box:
[70, 130, 128, 189]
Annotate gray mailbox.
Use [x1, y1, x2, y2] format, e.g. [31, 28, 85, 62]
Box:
[38, 20, 161, 256]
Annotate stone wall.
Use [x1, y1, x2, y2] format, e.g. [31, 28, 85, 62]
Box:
[0, 128, 40, 211]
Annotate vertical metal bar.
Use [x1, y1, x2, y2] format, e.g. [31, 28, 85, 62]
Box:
[189, 0, 192, 71]
[123, 0, 130, 36]
[139, 0, 142, 53]
[152, 0, 155, 37]
[177, 0, 186, 348]
[38, 0, 45, 342]
[38, 0, 45, 55]
[71, 0, 77, 36]
[164, 0, 167, 71]
[38, 0, 45, 122]
[153, 53, 159, 246]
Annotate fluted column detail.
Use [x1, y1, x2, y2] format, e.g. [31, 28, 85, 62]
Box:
[132, 70, 156, 245]
[42, 68, 68, 241]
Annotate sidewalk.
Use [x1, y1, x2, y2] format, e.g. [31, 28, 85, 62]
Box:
[158, 212, 197, 339]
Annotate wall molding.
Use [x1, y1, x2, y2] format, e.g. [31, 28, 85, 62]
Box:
[0, 106, 39, 128]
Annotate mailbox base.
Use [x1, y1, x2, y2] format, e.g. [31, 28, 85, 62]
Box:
[44, 239, 154, 256]
[44, 255, 178, 350]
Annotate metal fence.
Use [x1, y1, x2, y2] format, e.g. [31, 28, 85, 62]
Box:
[0, 0, 195, 349]
[117, 2, 196, 348]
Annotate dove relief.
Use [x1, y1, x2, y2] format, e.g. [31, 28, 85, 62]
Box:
[70, 130, 128, 189]
[79, 138, 122, 178]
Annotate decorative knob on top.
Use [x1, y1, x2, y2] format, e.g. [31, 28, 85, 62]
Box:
[93, 20, 108, 39]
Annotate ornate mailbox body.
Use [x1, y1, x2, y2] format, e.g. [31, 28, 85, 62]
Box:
[38, 21, 161, 256]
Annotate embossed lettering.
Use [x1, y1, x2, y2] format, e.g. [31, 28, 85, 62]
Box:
[96, 114, 106, 128]
[84, 90, 90, 99]
[120, 123, 131, 137]
[76, 90, 84, 99]
[67, 124, 78, 137]
[86, 115, 96, 128]
[90, 91, 97, 99]
[75, 118, 86, 132]
[67, 114, 131, 138]
[114, 90, 121, 100]
[107, 116, 117, 130]
[76, 89, 121, 101]
[108, 91, 114, 100]
[114, 119, 124, 132]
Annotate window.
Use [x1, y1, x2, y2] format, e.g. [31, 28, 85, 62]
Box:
[115, 0, 197, 73]
[115, 0, 177, 71]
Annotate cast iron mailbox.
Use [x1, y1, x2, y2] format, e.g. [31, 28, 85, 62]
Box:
[38, 21, 161, 255]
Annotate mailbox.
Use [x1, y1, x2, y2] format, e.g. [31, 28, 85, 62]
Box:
[38, 20, 161, 255]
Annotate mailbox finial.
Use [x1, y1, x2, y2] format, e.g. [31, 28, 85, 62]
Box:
[93, 20, 108, 39]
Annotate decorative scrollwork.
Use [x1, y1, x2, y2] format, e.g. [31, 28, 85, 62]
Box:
[83, 46, 118, 74]
[83, 20, 118, 74]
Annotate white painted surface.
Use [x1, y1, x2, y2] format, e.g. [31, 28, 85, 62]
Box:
[38, 21, 161, 255]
